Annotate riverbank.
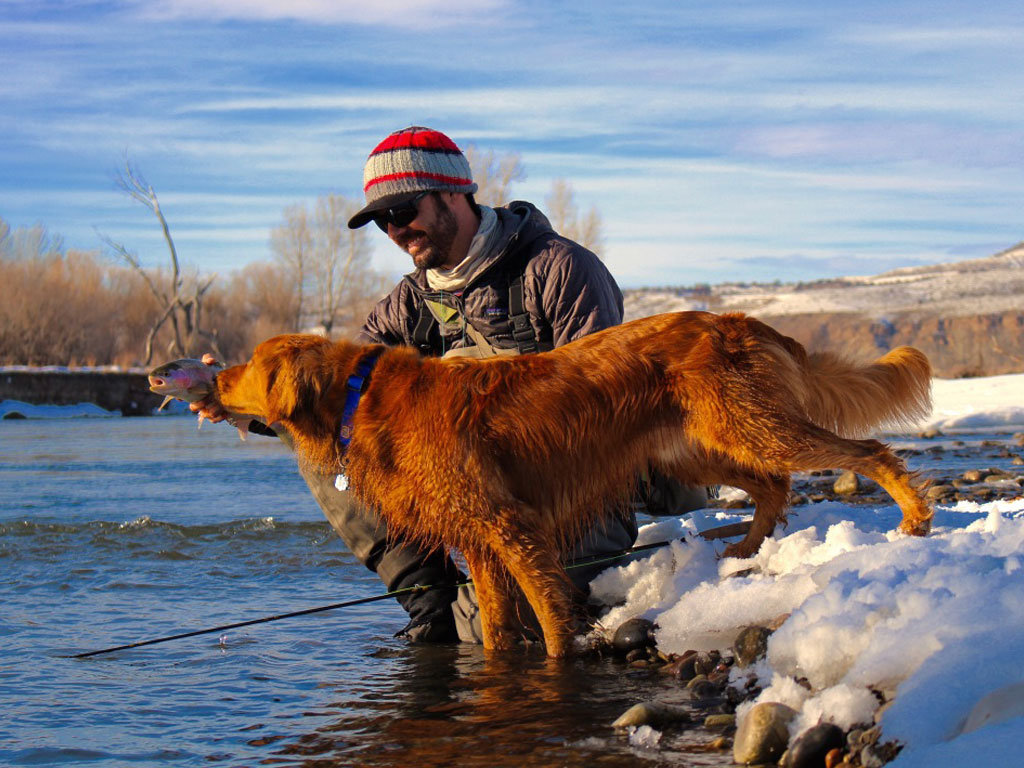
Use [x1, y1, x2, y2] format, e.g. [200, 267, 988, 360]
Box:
[0, 368, 162, 416]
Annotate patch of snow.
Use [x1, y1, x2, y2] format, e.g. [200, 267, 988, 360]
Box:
[594, 499, 1024, 768]
[0, 400, 120, 419]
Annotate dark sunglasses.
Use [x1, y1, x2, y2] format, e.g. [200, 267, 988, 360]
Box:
[373, 191, 429, 232]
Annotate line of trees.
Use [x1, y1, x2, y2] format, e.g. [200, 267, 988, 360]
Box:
[0, 151, 604, 367]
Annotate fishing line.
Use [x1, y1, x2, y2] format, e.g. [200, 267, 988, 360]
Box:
[69, 522, 750, 659]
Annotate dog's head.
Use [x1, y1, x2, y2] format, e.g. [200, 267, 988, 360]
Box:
[216, 334, 334, 425]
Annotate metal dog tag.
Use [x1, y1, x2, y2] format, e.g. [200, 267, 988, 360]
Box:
[334, 473, 349, 492]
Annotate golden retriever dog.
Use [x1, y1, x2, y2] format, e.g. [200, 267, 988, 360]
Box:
[212, 311, 932, 658]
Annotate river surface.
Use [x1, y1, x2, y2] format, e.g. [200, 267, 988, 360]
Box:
[1, 416, 744, 768]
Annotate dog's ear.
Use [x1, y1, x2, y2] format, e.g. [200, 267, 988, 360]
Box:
[260, 336, 332, 424]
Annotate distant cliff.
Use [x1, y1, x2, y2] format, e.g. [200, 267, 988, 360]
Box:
[625, 243, 1024, 378]
[755, 310, 1024, 378]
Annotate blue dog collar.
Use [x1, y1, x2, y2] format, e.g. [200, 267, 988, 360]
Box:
[338, 349, 382, 451]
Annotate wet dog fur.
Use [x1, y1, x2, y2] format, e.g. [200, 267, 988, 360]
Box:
[213, 311, 933, 658]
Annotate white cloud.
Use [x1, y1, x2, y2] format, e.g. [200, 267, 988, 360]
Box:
[133, 0, 506, 27]
[838, 23, 1024, 49]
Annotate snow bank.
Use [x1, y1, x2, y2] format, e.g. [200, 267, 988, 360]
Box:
[592, 499, 1024, 766]
[0, 399, 119, 419]
[922, 374, 1024, 431]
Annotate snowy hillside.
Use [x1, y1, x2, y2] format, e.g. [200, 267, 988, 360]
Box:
[625, 242, 1024, 320]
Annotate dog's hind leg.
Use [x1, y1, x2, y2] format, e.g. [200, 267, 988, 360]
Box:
[463, 548, 520, 652]
[773, 424, 933, 539]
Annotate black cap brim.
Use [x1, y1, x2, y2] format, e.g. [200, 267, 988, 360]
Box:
[347, 191, 423, 229]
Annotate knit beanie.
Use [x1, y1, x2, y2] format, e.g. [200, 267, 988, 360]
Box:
[348, 126, 478, 229]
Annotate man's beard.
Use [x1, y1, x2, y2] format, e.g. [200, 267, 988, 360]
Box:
[398, 197, 459, 270]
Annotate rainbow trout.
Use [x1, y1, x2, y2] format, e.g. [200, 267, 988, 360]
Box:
[148, 358, 254, 438]
[148, 358, 223, 411]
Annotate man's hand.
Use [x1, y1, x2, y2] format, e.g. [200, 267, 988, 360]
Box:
[188, 353, 230, 423]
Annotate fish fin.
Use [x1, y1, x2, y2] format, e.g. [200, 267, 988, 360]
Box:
[158, 396, 174, 411]
[235, 417, 252, 441]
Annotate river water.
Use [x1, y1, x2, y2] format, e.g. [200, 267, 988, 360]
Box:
[1, 416, 739, 768]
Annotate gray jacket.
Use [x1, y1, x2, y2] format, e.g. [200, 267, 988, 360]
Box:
[358, 201, 624, 354]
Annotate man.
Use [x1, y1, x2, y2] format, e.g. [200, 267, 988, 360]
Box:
[199, 126, 703, 643]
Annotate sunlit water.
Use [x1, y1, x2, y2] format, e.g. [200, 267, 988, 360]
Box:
[1, 417, 747, 767]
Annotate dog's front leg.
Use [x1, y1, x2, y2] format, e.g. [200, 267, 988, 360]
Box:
[463, 549, 519, 651]
[719, 471, 791, 559]
[491, 536, 576, 658]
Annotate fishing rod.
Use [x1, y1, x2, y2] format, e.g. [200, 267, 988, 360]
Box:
[69, 521, 751, 659]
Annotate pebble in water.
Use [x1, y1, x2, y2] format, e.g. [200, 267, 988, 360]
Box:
[783, 722, 845, 768]
[612, 617, 656, 654]
[833, 470, 860, 496]
[611, 700, 691, 728]
[733, 701, 797, 765]
[734, 625, 772, 667]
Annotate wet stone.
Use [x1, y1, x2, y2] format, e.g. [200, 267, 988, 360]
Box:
[783, 723, 845, 768]
[833, 470, 861, 496]
[685, 674, 709, 690]
[664, 651, 698, 681]
[707, 735, 731, 751]
[704, 713, 736, 730]
[925, 484, 954, 501]
[612, 700, 692, 728]
[612, 617, 656, 654]
[693, 650, 721, 676]
[734, 625, 773, 667]
[733, 702, 798, 765]
[625, 648, 648, 663]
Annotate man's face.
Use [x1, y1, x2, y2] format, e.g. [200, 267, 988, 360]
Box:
[388, 193, 459, 270]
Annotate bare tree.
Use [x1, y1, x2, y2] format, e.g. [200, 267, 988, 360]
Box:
[463, 145, 526, 207]
[269, 204, 312, 331]
[545, 178, 605, 256]
[99, 157, 221, 364]
[270, 193, 376, 336]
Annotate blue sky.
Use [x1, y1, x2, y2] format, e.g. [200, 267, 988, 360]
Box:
[2, 0, 1022, 288]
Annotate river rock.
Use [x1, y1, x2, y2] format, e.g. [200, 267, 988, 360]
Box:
[734, 625, 772, 667]
[693, 650, 721, 676]
[704, 713, 736, 730]
[663, 650, 698, 681]
[612, 617, 656, 654]
[925, 484, 954, 501]
[783, 723, 845, 768]
[612, 700, 692, 728]
[733, 702, 797, 764]
[833, 470, 860, 496]
[962, 469, 983, 483]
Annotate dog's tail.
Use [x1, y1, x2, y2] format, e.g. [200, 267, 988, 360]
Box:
[798, 345, 933, 437]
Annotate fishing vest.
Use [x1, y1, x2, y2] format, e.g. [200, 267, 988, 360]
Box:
[411, 264, 553, 359]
